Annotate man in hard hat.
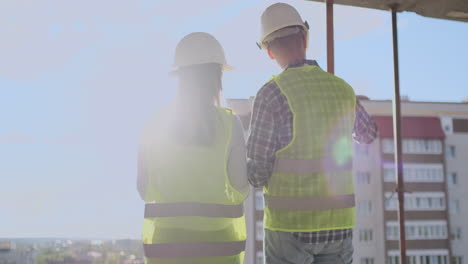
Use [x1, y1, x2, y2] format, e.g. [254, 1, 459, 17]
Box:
[138, 32, 248, 264]
[248, 3, 378, 263]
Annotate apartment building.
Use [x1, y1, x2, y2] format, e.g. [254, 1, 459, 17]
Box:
[226, 97, 468, 264]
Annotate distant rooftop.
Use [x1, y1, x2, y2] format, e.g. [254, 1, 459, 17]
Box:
[0, 241, 15, 251]
[228, 95, 468, 105]
[355, 95, 468, 104]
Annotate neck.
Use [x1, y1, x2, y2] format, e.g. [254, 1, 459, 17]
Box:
[278, 54, 306, 69]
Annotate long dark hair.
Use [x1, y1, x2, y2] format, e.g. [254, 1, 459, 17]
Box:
[172, 63, 223, 146]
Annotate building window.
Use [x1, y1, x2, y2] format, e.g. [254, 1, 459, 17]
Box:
[255, 191, 264, 210]
[441, 117, 453, 134]
[355, 144, 369, 156]
[383, 167, 396, 182]
[388, 256, 418, 264]
[385, 192, 445, 211]
[256, 221, 264, 241]
[382, 139, 442, 154]
[453, 256, 464, 264]
[417, 255, 449, 264]
[356, 172, 371, 184]
[385, 194, 398, 210]
[450, 200, 460, 215]
[451, 227, 462, 240]
[360, 257, 374, 264]
[448, 172, 458, 187]
[388, 256, 400, 264]
[446, 145, 456, 159]
[383, 164, 444, 183]
[387, 225, 399, 240]
[453, 118, 468, 133]
[408, 256, 418, 264]
[386, 221, 448, 240]
[388, 251, 449, 264]
[359, 229, 373, 242]
[382, 139, 394, 153]
[256, 251, 263, 264]
[357, 201, 372, 215]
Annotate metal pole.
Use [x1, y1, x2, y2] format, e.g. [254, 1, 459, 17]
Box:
[326, 0, 334, 74]
[391, 5, 407, 264]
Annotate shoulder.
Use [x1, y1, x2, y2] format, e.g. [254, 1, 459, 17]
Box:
[217, 106, 232, 120]
[321, 70, 352, 89]
[231, 114, 245, 132]
[256, 79, 281, 102]
[322, 71, 356, 96]
[222, 112, 246, 147]
[220, 108, 245, 132]
[254, 78, 286, 111]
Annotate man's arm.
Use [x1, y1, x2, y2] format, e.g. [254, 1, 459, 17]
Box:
[352, 99, 378, 144]
[247, 84, 279, 189]
[227, 115, 249, 195]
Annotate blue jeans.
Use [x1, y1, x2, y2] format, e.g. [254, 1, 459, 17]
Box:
[264, 230, 353, 264]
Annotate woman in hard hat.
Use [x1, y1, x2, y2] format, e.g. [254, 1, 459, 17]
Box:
[137, 32, 248, 264]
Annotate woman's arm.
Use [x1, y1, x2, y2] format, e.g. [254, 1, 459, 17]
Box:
[137, 132, 149, 201]
[227, 115, 249, 197]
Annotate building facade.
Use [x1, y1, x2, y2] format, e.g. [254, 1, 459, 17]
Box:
[226, 98, 468, 264]
[0, 241, 37, 264]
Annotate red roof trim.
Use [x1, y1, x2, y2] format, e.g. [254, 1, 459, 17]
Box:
[373, 116, 445, 139]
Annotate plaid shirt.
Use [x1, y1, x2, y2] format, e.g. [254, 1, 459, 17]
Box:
[247, 59, 378, 244]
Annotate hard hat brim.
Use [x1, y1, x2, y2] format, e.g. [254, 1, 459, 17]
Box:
[222, 64, 234, 72]
[259, 21, 309, 50]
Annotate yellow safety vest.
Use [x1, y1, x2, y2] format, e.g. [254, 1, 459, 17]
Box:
[140, 106, 247, 264]
[264, 65, 357, 232]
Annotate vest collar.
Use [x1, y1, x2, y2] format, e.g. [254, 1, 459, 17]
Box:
[284, 59, 319, 70]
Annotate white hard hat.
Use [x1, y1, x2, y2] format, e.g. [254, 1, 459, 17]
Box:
[173, 32, 233, 72]
[258, 3, 309, 49]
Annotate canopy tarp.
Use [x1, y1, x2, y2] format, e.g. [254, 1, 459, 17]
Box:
[306, 0, 468, 23]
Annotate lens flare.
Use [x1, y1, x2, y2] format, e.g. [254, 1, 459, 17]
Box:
[332, 136, 353, 166]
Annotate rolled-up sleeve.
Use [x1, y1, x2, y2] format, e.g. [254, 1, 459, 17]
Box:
[352, 99, 378, 144]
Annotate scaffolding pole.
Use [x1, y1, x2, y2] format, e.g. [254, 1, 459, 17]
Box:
[326, 0, 334, 74]
[391, 5, 408, 264]
[323, 2, 407, 262]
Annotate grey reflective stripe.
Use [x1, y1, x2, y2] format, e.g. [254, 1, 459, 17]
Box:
[274, 158, 352, 174]
[144, 203, 244, 218]
[144, 240, 246, 258]
[264, 194, 355, 211]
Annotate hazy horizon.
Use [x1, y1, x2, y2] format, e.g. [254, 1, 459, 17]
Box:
[1, 0, 467, 238]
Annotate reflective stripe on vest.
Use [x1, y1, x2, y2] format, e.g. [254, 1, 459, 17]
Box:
[143, 240, 246, 258]
[264, 194, 355, 211]
[144, 203, 244, 218]
[274, 158, 352, 174]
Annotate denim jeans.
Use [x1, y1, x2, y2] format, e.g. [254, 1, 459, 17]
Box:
[264, 229, 354, 264]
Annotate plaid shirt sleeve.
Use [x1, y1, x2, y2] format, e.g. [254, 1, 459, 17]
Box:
[247, 81, 282, 189]
[352, 99, 378, 144]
